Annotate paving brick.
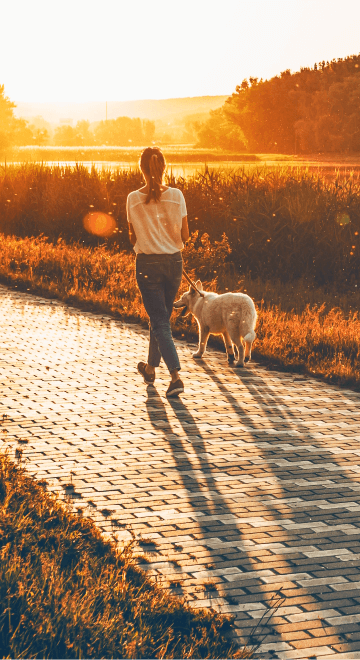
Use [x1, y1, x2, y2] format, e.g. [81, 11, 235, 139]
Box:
[2, 283, 360, 658]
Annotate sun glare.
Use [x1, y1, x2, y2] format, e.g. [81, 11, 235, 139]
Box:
[83, 212, 116, 237]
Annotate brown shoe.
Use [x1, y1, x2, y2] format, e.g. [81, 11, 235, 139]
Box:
[137, 362, 155, 385]
[166, 378, 184, 397]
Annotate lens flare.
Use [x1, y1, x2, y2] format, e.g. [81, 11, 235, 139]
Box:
[83, 212, 116, 237]
[335, 212, 350, 226]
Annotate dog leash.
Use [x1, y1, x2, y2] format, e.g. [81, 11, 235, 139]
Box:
[182, 269, 205, 297]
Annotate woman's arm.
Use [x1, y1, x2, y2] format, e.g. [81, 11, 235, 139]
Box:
[181, 216, 189, 243]
[128, 223, 137, 246]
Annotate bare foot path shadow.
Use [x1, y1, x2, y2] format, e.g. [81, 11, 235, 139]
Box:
[1, 284, 360, 659]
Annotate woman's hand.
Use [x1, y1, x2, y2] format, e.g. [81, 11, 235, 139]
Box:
[181, 216, 189, 243]
[128, 223, 137, 246]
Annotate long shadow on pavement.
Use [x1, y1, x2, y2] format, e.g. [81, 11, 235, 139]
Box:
[193, 356, 360, 654]
[144, 378, 294, 649]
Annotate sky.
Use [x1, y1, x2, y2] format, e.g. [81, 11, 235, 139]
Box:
[1, 0, 360, 103]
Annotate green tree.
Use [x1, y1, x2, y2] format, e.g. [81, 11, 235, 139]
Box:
[0, 84, 15, 152]
[194, 107, 246, 151]
[75, 120, 94, 145]
[31, 128, 50, 146]
[196, 53, 360, 154]
[223, 71, 300, 152]
[27, 117, 51, 146]
[0, 84, 34, 153]
[94, 116, 155, 146]
[53, 121, 95, 146]
[54, 124, 77, 146]
[143, 119, 155, 144]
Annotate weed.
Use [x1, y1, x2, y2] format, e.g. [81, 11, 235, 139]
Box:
[241, 590, 285, 658]
[112, 520, 126, 528]
[14, 448, 23, 462]
[138, 538, 158, 547]
[100, 508, 114, 518]
[169, 579, 183, 589]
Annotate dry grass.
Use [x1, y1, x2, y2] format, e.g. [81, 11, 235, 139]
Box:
[0, 453, 242, 658]
[1, 163, 360, 284]
[10, 146, 259, 163]
[0, 233, 359, 390]
[257, 304, 360, 386]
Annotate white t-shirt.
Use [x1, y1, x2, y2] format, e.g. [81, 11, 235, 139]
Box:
[126, 187, 187, 254]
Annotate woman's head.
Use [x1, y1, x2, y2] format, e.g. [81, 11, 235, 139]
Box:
[140, 147, 166, 204]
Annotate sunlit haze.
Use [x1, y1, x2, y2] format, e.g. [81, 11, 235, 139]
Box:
[3, 0, 360, 103]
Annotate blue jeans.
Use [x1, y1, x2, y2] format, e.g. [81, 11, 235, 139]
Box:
[136, 252, 183, 373]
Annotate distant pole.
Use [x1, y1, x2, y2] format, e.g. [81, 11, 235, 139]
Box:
[106, 101, 108, 122]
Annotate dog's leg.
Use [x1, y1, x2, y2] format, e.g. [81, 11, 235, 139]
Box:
[244, 341, 252, 363]
[223, 331, 235, 365]
[193, 325, 210, 359]
[235, 341, 245, 367]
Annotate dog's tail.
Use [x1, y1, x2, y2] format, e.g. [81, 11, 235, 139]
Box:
[244, 330, 256, 343]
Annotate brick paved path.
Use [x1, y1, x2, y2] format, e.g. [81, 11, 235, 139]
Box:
[2, 285, 360, 659]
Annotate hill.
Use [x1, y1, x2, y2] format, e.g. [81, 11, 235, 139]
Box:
[13, 96, 229, 125]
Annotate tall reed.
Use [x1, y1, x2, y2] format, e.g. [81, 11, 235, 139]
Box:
[1, 163, 360, 284]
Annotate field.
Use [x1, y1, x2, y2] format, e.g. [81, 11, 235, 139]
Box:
[8, 146, 360, 164]
[1, 162, 360, 283]
[8, 146, 260, 163]
[0, 161, 360, 390]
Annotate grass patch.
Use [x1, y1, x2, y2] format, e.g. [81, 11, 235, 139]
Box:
[10, 146, 260, 163]
[0, 233, 360, 390]
[0, 453, 242, 658]
[1, 162, 360, 284]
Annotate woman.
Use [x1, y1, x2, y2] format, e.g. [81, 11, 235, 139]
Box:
[127, 147, 189, 397]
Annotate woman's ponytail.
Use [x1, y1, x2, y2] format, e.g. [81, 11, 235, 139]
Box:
[140, 147, 166, 204]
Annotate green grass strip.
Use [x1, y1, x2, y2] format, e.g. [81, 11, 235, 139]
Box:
[0, 454, 243, 659]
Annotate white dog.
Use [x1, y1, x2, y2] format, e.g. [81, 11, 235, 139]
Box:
[174, 281, 257, 367]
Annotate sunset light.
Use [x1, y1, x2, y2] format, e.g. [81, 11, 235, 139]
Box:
[3, 0, 360, 103]
[83, 211, 116, 237]
[2, 0, 360, 657]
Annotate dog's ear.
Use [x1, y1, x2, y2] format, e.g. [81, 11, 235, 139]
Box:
[195, 279, 203, 291]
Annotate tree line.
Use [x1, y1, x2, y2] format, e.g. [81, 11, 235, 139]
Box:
[0, 85, 156, 152]
[0, 85, 44, 151]
[2, 52, 360, 154]
[194, 53, 360, 153]
[53, 117, 155, 146]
